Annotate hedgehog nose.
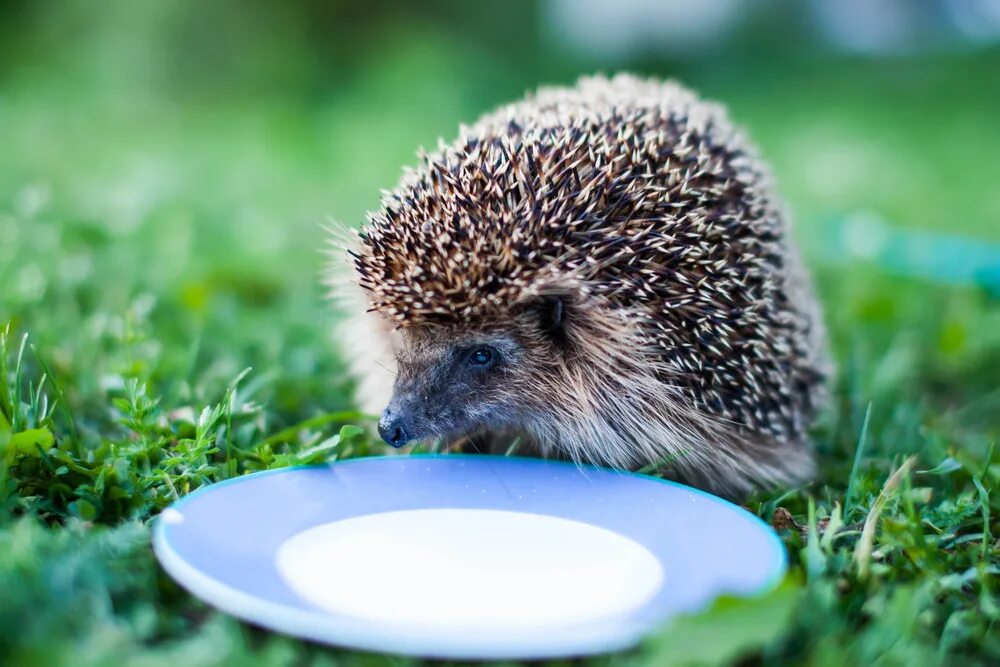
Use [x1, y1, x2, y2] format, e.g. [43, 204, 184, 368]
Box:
[378, 408, 411, 448]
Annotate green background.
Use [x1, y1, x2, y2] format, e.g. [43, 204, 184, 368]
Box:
[1, 2, 998, 666]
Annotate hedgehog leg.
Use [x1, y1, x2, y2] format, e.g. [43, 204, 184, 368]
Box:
[445, 430, 546, 458]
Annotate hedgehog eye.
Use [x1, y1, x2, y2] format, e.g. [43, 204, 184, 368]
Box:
[467, 346, 495, 368]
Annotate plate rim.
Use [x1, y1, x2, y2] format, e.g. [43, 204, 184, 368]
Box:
[152, 454, 787, 658]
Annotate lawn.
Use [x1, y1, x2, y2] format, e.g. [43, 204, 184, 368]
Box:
[1, 13, 998, 665]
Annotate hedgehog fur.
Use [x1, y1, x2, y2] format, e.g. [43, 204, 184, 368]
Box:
[332, 74, 830, 497]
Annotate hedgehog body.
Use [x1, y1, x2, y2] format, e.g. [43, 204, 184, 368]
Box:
[335, 74, 829, 497]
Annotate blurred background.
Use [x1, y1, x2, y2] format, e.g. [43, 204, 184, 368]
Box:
[0, 0, 998, 410]
[1, 4, 999, 664]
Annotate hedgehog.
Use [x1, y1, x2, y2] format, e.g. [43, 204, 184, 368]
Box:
[331, 74, 830, 497]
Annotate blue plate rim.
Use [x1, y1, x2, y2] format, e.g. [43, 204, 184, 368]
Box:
[152, 454, 788, 658]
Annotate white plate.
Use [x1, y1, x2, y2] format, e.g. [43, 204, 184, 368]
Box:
[153, 455, 785, 659]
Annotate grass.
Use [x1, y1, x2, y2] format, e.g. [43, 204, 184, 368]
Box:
[1, 47, 999, 666]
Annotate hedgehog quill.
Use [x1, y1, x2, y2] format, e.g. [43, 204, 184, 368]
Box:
[332, 74, 830, 497]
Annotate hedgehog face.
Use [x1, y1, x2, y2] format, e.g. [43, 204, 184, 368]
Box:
[375, 296, 575, 448]
[377, 326, 531, 447]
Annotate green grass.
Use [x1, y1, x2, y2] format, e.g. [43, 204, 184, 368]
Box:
[2, 44, 999, 666]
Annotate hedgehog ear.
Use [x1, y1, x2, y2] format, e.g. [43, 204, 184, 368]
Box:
[539, 296, 565, 337]
[523, 292, 575, 347]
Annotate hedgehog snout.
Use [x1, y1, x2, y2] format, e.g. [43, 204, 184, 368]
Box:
[379, 387, 480, 448]
[378, 404, 413, 448]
